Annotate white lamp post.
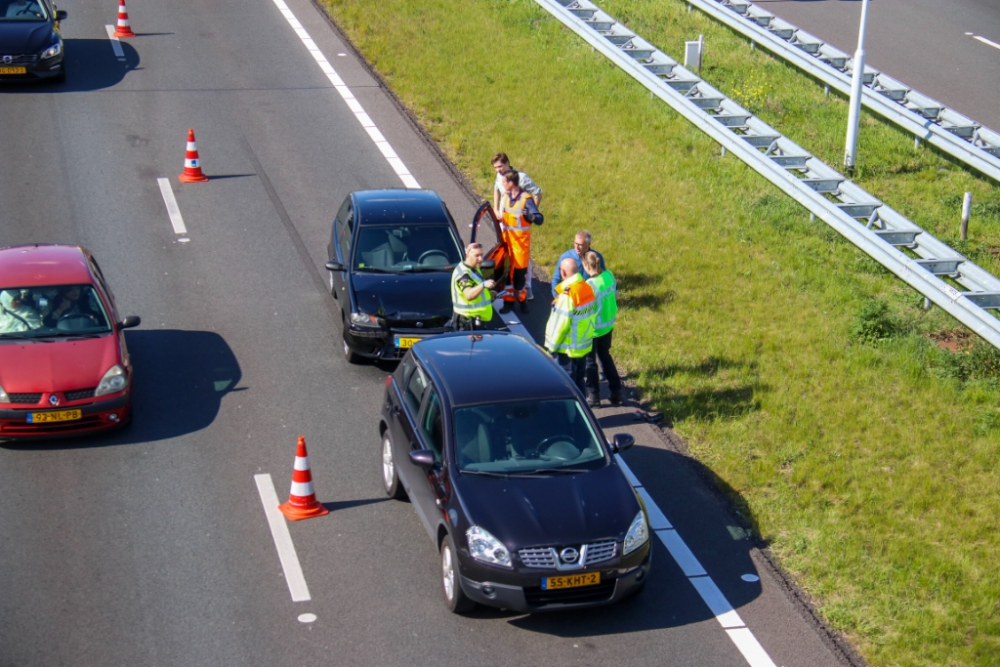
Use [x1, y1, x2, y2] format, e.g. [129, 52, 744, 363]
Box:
[844, 0, 872, 174]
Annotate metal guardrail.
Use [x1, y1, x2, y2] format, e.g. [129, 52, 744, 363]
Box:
[685, 0, 1000, 184]
[534, 0, 1000, 349]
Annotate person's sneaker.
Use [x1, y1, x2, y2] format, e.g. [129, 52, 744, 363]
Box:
[609, 391, 623, 406]
[587, 393, 601, 408]
[499, 301, 513, 314]
[520, 300, 529, 314]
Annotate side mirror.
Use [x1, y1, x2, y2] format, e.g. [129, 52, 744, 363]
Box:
[325, 261, 345, 272]
[409, 450, 437, 468]
[481, 259, 496, 271]
[119, 315, 141, 329]
[55, 10, 67, 20]
[610, 433, 634, 453]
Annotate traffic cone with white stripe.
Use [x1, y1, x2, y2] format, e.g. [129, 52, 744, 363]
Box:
[178, 128, 209, 183]
[278, 436, 329, 521]
[113, 0, 135, 38]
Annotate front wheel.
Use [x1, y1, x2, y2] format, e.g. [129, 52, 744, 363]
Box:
[381, 432, 406, 500]
[343, 339, 361, 364]
[441, 535, 475, 613]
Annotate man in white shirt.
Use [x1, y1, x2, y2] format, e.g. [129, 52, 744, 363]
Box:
[491, 152, 542, 300]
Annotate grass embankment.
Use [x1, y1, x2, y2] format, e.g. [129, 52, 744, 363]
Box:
[320, 1, 1000, 665]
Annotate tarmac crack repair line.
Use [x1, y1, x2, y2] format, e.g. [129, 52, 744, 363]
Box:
[268, 0, 421, 189]
[255, 474, 312, 602]
[615, 454, 779, 667]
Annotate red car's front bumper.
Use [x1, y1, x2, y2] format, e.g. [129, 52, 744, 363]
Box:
[0, 392, 131, 440]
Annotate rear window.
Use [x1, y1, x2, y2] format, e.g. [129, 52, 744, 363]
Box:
[0, 285, 111, 338]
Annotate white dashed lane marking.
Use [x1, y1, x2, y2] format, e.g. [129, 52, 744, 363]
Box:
[972, 34, 1000, 51]
[157, 178, 190, 241]
[254, 474, 312, 602]
[104, 25, 125, 61]
[269, 0, 420, 189]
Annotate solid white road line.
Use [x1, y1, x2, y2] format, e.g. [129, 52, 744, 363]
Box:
[268, 0, 421, 189]
[615, 454, 778, 667]
[254, 474, 312, 602]
[157, 178, 188, 236]
[973, 35, 1000, 51]
[104, 25, 126, 61]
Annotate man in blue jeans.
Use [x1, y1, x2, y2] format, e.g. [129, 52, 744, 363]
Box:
[552, 230, 605, 298]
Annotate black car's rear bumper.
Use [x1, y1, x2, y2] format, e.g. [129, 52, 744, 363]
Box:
[458, 546, 651, 613]
[345, 326, 449, 361]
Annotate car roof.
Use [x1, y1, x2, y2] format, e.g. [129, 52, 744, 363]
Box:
[414, 332, 579, 408]
[353, 189, 454, 226]
[0, 245, 94, 287]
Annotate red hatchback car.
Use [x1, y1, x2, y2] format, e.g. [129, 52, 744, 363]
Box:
[0, 245, 140, 439]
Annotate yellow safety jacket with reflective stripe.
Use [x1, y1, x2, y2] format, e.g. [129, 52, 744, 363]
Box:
[586, 270, 617, 337]
[500, 190, 535, 269]
[545, 273, 596, 358]
[451, 263, 494, 321]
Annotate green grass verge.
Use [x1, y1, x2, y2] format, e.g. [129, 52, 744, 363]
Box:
[319, 1, 1000, 665]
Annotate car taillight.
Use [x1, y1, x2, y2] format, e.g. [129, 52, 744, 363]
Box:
[385, 375, 392, 388]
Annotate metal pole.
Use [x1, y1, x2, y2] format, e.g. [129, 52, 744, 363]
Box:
[961, 191, 973, 241]
[844, 0, 871, 174]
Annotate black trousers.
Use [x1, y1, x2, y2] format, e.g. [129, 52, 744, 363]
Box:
[557, 353, 587, 394]
[585, 330, 622, 395]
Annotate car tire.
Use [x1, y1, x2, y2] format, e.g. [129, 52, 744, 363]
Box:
[441, 534, 474, 613]
[381, 431, 407, 500]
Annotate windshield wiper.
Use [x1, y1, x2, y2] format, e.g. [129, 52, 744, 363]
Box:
[35, 332, 107, 340]
[459, 469, 510, 477]
[404, 266, 453, 273]
[518, 468, 590, 475]
[0, 334, 53, 343]
[354, 267, 401, 274]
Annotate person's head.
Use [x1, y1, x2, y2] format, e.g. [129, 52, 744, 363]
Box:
[491, 152, 510, 173]
[559, 258, 578, 281]
[464, 242, 484, 269]
[582, 251, 602, 277]
[502, 169, 520, 194]
[573, 231, 592, 256]
[64, 285, 81, 301]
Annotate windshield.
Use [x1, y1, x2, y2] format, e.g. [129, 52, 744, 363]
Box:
[0, 0, 49, 21]
[0, 285, 112, 338]
[353, 224, 462, 273]
[454, 399, 608, 474]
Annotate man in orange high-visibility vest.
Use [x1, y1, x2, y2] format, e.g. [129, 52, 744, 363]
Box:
[498, 169, 544, 314]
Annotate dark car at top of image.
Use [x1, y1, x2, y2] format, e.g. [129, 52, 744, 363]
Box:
[0, 0, 66, 82]
[0, 245, 140, 440]
[379, 332, 652, 613]
[326, 189, 509, 364]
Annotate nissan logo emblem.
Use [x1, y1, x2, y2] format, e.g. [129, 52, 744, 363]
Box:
[560, 547, 580, 564]
[2, 56, 12, 64]
[416, 321, 424, 328]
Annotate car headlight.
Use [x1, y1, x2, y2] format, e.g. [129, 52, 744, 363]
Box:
[623, 510, 649, 556]
[41, 39, 62, 60]
[95, 364, 128, 397]
[466, 526, 512, 568]
[350, 311, 384, 328]
[0, 384, 9, 404]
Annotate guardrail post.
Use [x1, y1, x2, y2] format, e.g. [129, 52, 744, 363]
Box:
[961, 192, 973, 241]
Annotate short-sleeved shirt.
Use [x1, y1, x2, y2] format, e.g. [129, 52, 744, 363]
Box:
[494, 168, 541, 199]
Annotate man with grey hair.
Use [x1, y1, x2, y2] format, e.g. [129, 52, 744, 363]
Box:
[551, 230, 606, 298]
[451, 242, 496, 330]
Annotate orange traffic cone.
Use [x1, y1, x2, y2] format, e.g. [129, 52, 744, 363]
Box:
[278, 437, 330, 521]
[113, 0, 135, 38]
[178, 128, 209, 183]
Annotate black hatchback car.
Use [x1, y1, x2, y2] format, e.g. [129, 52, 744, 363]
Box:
[0, 0, 66, 82]
[379, 332, 651, 613]
[326, 190, 509, 363]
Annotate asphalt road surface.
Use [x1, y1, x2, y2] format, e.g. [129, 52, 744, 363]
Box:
[759, 0, 1000, 131]
[0, 1, 854, 666]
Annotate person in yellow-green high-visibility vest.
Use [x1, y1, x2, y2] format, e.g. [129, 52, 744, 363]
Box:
[582, 251, 622, 407]
[545, 258, 596, 393]
[451, 242, 495, 330]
